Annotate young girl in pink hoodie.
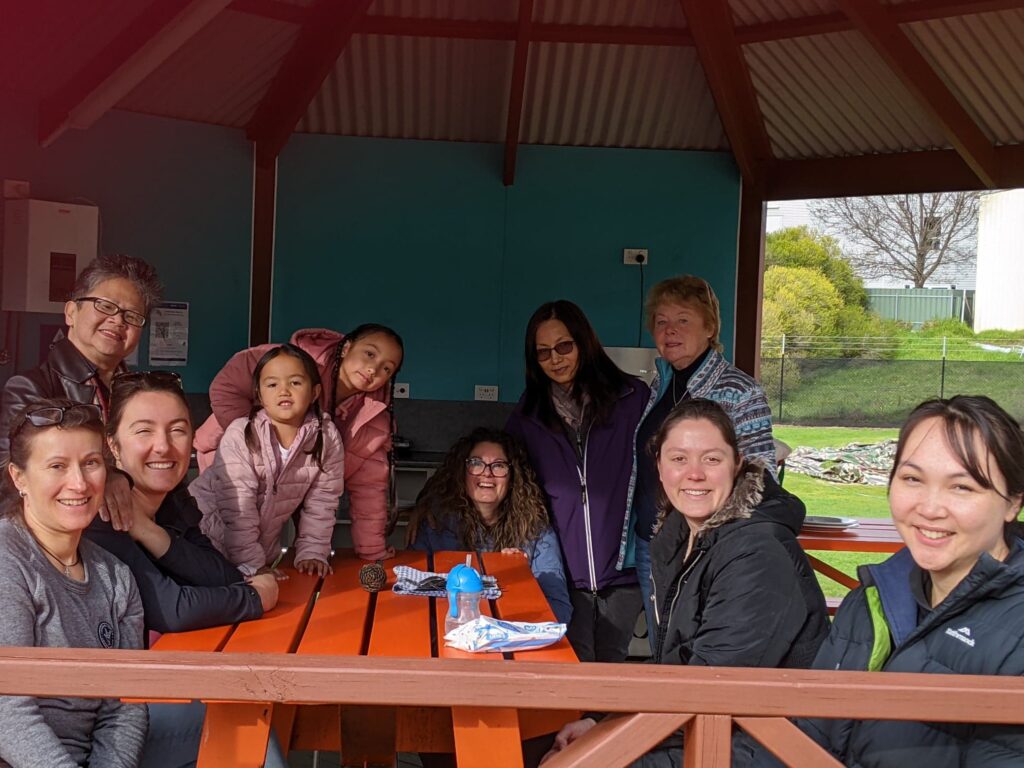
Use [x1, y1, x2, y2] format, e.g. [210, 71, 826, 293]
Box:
[190, 344, 345, 576]
[193, 325, 404, 561]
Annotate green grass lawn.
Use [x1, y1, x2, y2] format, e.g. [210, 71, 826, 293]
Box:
[776, 426, 898, 598]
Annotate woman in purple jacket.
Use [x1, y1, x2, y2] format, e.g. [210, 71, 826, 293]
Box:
[507, 300, 649, 662]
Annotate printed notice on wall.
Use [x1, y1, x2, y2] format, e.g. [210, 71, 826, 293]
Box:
[149, 302, 189, 367]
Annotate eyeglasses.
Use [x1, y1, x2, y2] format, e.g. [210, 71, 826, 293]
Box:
[536, 340, 575, 362]
[465, 457, 511, 477]
[111, 370, 183, 395]
[76, 296, 147, 328]
[11, 403, 103, 442]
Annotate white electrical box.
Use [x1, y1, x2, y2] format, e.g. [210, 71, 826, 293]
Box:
[2, 199, 99, 312]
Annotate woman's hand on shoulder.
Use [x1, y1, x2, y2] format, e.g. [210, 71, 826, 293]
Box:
[246, 573, 280, 613]
[541, 718, 598, 763]
[100, 471, 134, 531]
[295, 558, 333, 577]
[500, 547, 527, 558]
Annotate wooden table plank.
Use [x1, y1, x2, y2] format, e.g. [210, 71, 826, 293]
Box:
[296, 552, 370, 656]
[798, 518, 903, 553]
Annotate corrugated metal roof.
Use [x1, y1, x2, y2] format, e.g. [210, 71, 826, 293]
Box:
[533, 0, 684, 28]
[118, 10, 297, 128]
[521, 42, 725, 149]
[726, 0, 836, 27]
[902, 10, 1024, 146]
[0, 0, 143, 99]
[367, 0, 517, 22]
[299, 34, 513, 142]
[746, 31, 948, 159]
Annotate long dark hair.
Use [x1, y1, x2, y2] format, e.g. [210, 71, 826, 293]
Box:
[3, 399, 106, 518]
[406, 428, 549, 551]
[891, 395, 1024, 543]
[107, 371, 191, 439]
[522, 300, 635, 430]
[328, 323, 405, 528]
[247, 344, 326, 470]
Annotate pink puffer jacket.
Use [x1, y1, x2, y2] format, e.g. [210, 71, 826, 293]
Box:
[190, 409, 344, 573]
[193, 328, 395, 560]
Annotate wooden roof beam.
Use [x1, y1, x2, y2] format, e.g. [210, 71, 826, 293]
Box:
[503, 0, 534, 187]
[679, 0, 774, 185]
[38, 0, 231, 147]
[835, 0, 998, 188]
[231, 0, 1024, 46]
[245, 0, 374, 160]
[767, 145, 1024, 199]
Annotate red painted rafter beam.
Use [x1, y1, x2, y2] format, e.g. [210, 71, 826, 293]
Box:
[835, 0, 997, 187]
[245, 0, 374, 159]
[231, 0, 1024, 46]
[679, 0, 773, 184]
[39, 0, 232, 147]
[503, 0, 534, 187]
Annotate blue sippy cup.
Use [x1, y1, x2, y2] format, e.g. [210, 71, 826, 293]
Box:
[445, 561, 483, 634]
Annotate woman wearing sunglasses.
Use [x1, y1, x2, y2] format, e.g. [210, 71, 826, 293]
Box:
[1, 400, 147, 767]
[0, 253, 163, 534]
[506, 300, 649, 662]
[406, 428, 571, 624]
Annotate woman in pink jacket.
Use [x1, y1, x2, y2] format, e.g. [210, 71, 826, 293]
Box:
[191, 344, 344, 576]
[193, 325, 403, 561]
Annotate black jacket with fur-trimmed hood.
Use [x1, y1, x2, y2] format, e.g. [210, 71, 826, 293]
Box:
[649, 462, 829, 669]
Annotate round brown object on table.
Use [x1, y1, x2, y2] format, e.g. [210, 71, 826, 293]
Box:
[359, 562, 387, 592]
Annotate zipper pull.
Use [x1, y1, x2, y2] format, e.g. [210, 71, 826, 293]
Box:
[581, 482, 587, 506]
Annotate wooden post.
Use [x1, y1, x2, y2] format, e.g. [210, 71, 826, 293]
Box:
[249, 144, 276, 346]
[733, 180, 766, 379]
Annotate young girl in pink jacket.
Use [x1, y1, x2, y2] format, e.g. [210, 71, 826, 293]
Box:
[190, 344, 345, 576]
[193, 325, 404, 561]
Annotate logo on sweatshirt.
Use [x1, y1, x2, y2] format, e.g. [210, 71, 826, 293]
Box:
[945, 626, 975, 648]
[97, 621, 114, 648]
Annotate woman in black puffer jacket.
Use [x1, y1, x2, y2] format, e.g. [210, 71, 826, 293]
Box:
[738, 395, 1024, 768]
[543, 399, 828, 766]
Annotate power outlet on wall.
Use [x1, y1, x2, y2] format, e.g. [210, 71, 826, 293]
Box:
[623, 248, 648, 265]
[394, 382, 410, 398]
[474, 385, 499, 402]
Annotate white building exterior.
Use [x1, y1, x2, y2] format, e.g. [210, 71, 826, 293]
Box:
[975, 190, 1024, 332]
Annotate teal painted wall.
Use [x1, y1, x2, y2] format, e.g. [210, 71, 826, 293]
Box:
[274, 136, 741, 402]
[0, 94, 252, 391]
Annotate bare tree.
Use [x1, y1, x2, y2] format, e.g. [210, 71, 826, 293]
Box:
[809, 193, 979, 288]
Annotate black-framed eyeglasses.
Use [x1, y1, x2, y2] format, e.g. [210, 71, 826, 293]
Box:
[465, 457, 511, 477]
[11, 403, 103, 441]
[76, 296, 147, 328]
[536, 340, 575, 362]
[111, 370, 183, 394]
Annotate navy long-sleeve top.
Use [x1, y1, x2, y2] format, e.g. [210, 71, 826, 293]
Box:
[83, 485, 264, 636]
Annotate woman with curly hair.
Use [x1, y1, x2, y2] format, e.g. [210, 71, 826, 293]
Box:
[406, 427, 572, 624]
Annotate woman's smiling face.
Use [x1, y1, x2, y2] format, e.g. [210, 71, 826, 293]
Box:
[889, 416, 1021, 601]
[109, 391, 193, 497]
[657, 417, 738, 533]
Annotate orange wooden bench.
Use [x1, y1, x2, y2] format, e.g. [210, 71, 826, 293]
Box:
[150, 549, 578, 767]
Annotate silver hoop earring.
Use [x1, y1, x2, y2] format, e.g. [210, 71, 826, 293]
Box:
[18, 490, 26, 498]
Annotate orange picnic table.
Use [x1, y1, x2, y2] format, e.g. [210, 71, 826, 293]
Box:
[152, 550, 578, 767]
[798, 517, 904, 590]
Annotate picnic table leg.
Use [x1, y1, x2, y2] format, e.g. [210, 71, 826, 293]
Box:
[341, 704, 398, 767]
[452, 706, 524, 768]
[684, 714, 731, 767]
[198, 702, 274, 768]
[271, 703, 297, 757]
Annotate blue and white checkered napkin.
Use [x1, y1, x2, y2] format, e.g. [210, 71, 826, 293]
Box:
[391, 565, 501, 598]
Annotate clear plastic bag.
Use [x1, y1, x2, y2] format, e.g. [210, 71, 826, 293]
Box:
[443, 616, 566, 653]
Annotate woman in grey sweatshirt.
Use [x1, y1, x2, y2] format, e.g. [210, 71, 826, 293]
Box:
[0, 399, 146, 768]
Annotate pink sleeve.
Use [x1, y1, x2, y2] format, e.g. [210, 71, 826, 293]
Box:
[205, 422, 267, 573]
[209, 344, 276, 429]
[294, 421, 345, 565]
[345, 450, 394, 561]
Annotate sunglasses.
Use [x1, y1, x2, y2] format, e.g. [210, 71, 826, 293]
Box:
[536, 340, 575, 362]
[11, 402, 103, 441]
[111, 370, 184, 394]
[76, 296, 147, 328]
[465, 457, 511, 477]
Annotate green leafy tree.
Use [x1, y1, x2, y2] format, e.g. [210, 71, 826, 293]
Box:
[762, 266, 844, 342]
[766, 226, 868, 308]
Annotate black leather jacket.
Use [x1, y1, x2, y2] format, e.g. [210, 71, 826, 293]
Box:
[0, 337, 106, 464]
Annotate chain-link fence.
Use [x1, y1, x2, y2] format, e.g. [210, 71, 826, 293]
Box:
[761, 355, 1024, 427]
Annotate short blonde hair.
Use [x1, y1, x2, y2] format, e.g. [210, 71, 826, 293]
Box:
[645, 275, 723, 352]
